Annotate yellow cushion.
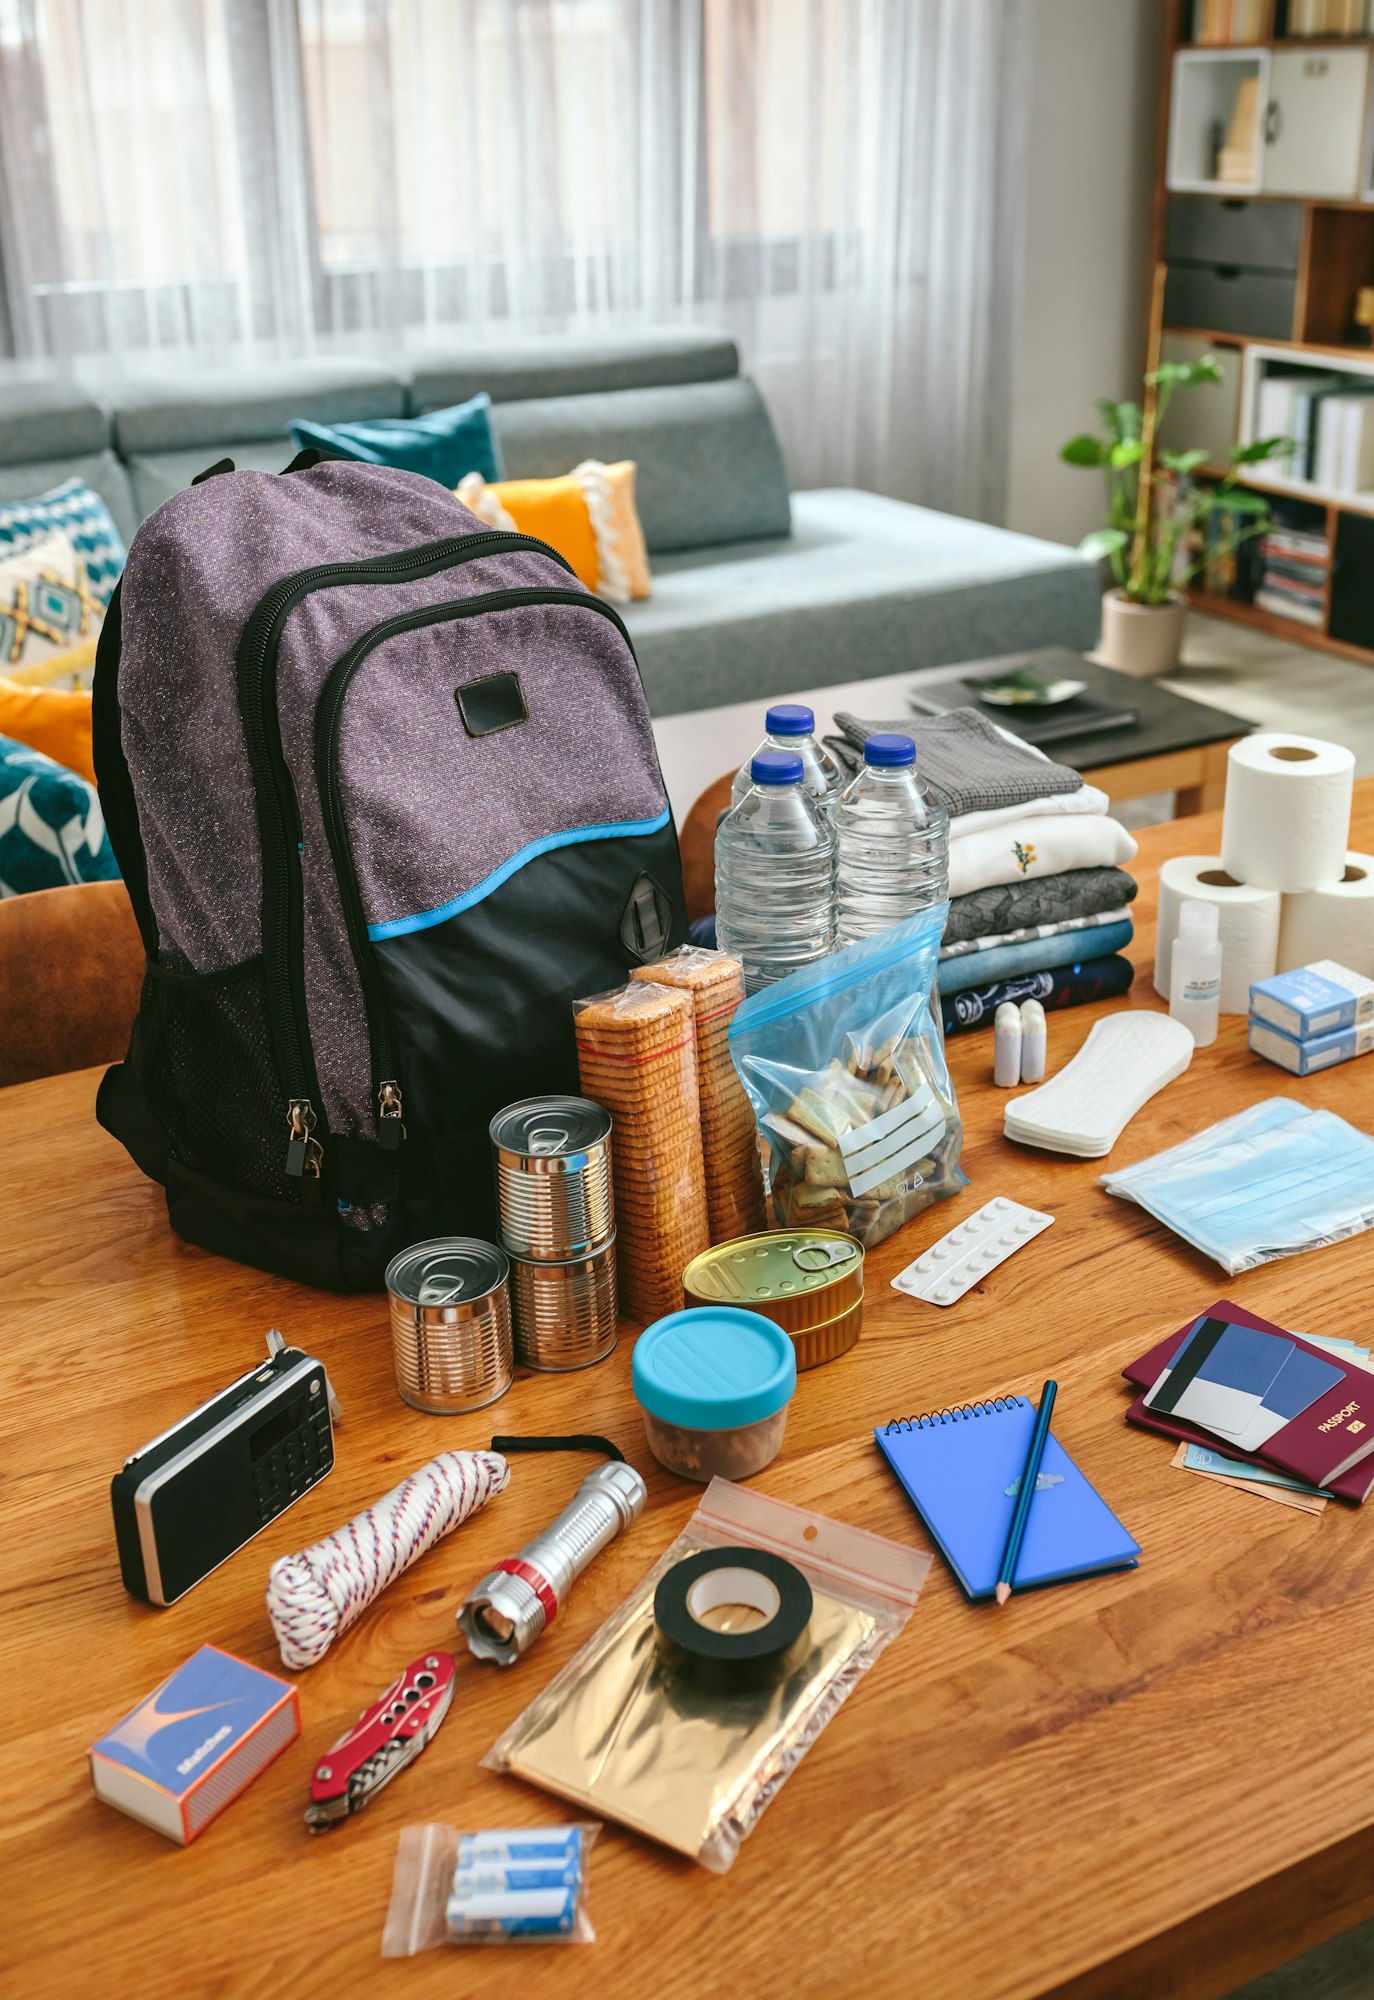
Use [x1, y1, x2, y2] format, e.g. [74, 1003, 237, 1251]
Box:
[455, 460, 651, 604]
[0, 636, 99, 783]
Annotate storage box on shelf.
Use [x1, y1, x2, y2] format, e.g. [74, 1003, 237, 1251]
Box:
[1168, 51, 1270, 192]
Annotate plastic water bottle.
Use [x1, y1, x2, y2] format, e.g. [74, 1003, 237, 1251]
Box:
[731, 704, 845, 808]
[716, 749, 837, 994]
[833, 733, 949, 946]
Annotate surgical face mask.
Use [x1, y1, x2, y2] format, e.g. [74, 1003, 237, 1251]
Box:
[1102, 1098, 1374, 1276]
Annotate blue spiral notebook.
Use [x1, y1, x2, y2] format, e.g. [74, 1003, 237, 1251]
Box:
[875, 1398, 1139, 1601]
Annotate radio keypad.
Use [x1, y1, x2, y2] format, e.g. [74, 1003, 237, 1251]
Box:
[253, 1383, 332, 1525]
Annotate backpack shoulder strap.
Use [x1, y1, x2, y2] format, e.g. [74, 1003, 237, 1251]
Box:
[92, 580, 159, 956]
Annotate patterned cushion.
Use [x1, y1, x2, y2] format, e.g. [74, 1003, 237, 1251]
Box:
[0, 477, 126, 604]
[0, 530, 102, 674]
[0, 733, 119, 896]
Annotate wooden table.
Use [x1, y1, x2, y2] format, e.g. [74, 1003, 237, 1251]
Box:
[4, 791, 1373, 2000]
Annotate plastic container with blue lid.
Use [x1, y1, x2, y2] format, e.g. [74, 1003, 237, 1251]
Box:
[632, 1306, 797, 1482]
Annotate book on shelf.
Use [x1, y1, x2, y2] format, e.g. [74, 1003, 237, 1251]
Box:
[1192, 0, 1269, 41]
[1256, 587, 1326, 625]
[1215, 74, 1259, 182]
[1314, 392, 1374, 493]
[1285, 0, 1372, 32]
[1257, 373, 1355, 484]
[1265, 526, 1331, 558]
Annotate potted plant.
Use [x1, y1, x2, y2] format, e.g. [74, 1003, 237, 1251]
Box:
[1061, 353, 1288, 678]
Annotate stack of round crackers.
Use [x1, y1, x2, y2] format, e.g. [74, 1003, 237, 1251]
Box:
[631, 946, 765, 1244]
[574, 979, 710, 1319]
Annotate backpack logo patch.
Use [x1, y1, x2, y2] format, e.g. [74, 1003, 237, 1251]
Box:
[456, 672, 528, 737]
[620, 872, 674, 962]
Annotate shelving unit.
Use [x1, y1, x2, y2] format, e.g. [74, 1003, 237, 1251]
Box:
[1154, 0, 1374, 665]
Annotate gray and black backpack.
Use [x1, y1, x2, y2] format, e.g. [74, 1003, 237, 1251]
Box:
[94, 457, 685, 1289]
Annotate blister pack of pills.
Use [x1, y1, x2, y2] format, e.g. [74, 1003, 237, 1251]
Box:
[890, 1197, 1054, 1307]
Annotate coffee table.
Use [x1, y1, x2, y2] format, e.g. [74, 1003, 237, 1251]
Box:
[654, 649, 1251, 828]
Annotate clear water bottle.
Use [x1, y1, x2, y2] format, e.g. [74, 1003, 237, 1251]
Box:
[833, 733, 949, 946]
[716, 748, 837, 994]
[731, 704, 845, 808]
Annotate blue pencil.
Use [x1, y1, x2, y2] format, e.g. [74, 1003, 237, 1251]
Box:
[995, 1380, 1058, 1606]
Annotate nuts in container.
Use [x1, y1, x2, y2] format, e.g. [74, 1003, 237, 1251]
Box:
[631, 1306, 796, 1482]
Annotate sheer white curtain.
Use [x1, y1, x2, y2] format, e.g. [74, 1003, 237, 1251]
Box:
[0, 0, 1027, 514]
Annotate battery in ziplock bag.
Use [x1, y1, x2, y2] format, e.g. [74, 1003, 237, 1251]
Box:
[729, 907, 966, 1248]
[1102, 1097, 1374, 1276]
[381, 1821, 601, 1951]
[482, 1477, 931, 1873]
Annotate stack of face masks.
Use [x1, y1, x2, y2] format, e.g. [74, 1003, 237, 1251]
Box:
[1101, 1099, 1374, 1276]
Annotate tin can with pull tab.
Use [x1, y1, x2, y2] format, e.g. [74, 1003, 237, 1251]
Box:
[681, 1228, 865, 1369]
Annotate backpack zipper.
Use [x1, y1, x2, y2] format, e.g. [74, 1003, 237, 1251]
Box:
[314, 588, 637, 1144]
[235, 531, 576, 1181]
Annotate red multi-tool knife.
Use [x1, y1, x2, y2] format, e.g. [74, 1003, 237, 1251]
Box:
[304, 1650, 455, 1831]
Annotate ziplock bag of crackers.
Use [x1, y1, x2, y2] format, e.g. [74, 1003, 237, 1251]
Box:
[482, 1477, 930, 1873]
[729, 907, 965, 1247]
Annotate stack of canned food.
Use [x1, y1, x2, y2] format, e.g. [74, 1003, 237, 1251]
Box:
[491, 1096, 620, 1371]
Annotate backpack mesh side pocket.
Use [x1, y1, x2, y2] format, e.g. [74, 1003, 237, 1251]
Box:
[139, 957, 296, 1200]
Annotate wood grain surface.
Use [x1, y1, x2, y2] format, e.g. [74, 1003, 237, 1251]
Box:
[3, 790, 1373, 2000]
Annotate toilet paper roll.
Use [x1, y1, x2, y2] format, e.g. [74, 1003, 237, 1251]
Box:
[1278, 853, 1374, 979]
[1220, 733, 1354, 893]
[1153, 855, 1280, 1014]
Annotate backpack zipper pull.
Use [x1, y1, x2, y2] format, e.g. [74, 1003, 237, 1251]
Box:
[378, 1081, 406, 1151]
[286, 1098, 323, 1178]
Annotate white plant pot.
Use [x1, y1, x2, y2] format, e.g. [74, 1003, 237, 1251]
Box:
[1094, 588, 1187, 679]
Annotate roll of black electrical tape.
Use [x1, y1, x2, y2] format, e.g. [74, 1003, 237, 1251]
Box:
[654, 1545, 813, 1691]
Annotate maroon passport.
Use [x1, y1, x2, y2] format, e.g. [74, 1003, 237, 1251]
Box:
[1122, 1298, 1374, 1504]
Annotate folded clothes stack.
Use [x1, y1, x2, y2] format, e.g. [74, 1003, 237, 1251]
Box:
[823, 710, 1140, 1034]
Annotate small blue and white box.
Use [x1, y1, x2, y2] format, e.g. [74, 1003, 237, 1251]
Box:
[1249, 961, 1374, 1041]
[89, 1645, 299, 1844]
[1248, 1017, 1374, 1075]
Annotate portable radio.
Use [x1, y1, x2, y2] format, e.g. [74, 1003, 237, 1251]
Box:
[111, 1331, 336, 1606]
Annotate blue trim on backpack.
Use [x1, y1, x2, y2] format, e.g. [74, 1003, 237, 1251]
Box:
[367, 806, 673, 940]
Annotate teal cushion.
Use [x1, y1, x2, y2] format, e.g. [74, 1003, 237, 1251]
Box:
[0, 476, 126, 603]
[289, 393, 503, 487]
[0, 734, 120, 895]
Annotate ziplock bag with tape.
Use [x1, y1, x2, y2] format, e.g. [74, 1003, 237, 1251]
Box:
[728, 907, 965, 1248]
[482, 1477, 931, 1872]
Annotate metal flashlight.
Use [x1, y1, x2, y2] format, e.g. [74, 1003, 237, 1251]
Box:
[457, 1458, 646, 1665]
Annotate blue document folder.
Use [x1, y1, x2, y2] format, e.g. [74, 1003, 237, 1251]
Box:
[875, 1397, 1140, 1601]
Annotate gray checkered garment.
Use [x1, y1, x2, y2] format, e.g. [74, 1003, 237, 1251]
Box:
[823, 707, 1082, 816]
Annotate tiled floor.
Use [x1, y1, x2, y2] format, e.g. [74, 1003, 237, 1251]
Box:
[1165, 612, 1374, 773]
[1110, 609, 1374, 831]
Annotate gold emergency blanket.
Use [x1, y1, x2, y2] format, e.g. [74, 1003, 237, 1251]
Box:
[493, 1562, 876, 1860]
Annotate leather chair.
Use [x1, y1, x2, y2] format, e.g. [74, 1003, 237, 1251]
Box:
[678, 770, 733, 923]
[0, 880, 143, 1087]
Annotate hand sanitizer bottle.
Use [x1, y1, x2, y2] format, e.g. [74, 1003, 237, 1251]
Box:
[1169, 899, 1222, 1047]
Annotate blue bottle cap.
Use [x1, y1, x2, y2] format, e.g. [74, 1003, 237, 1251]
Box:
[751, 749, 804, 786]
[764, 703, 815, 736]
[864, 733, 916, 768]
[632, 1308, 797, 1429]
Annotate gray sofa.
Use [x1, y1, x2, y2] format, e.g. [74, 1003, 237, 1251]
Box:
[0, 331, 1098, 716]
